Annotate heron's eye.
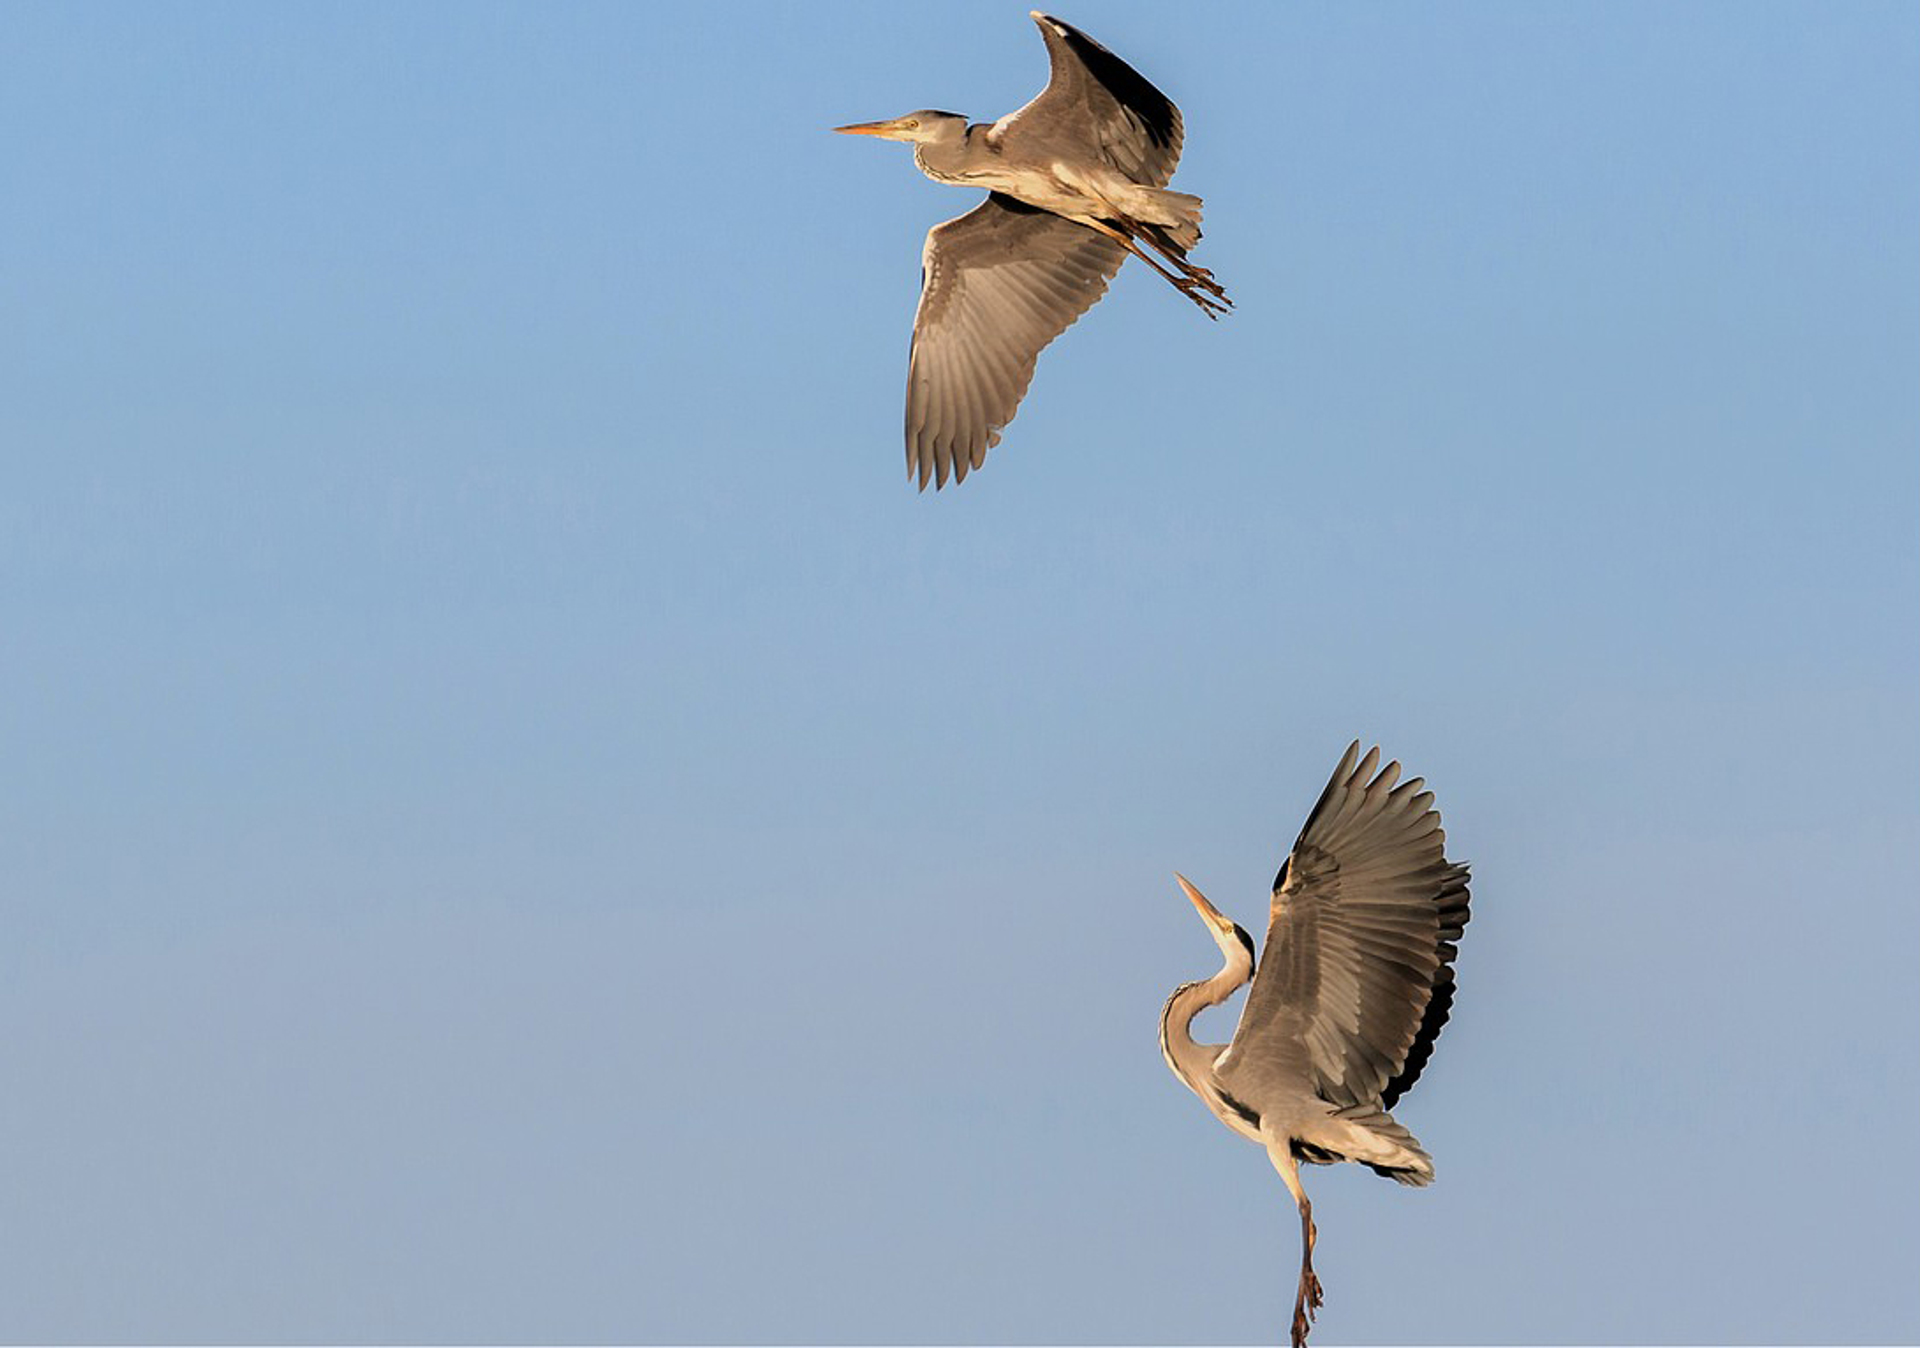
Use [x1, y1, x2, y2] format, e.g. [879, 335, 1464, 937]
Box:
[904, 119, 919, 129]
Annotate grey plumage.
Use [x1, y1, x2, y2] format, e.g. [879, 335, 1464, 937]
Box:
[836, 12, 1229, 490]
[906, 197, 1125, 489]
[1010, 13, 1183, 190]
[1162, 742, 1471, 1347]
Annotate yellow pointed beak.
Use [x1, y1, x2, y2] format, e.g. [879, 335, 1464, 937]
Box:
[1175, 873, 1229, 930]
[833, 118, 909, 138]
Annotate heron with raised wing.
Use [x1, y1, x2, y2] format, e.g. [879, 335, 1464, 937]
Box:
[1162, 743, 1472, 1347]
[835, 11, 1230, 490]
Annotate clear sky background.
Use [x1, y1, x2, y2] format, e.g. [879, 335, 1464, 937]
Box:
[2, 2, 1916, 1343]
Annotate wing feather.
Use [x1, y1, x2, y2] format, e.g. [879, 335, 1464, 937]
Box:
[993, 13, 1184, 187]
[905, 194, 1125, 489]
[1218, 743, 1472, 1113]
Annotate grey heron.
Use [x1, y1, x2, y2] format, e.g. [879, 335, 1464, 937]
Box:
[835, 11, 1230, 491]
[1162, 743, 1471, 1348]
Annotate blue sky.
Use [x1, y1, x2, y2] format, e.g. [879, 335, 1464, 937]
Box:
[2, 2, 1916, 1342]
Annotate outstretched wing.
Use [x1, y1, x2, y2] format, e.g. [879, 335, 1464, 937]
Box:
[905, 194, 1125, 490]
[1217, 743, 1472, 1112]
[990, 13, 1184, 188]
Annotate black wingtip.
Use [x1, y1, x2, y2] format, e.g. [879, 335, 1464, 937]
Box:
[1275, 741, 1367, 890]
[1033, 12, 1180, 150]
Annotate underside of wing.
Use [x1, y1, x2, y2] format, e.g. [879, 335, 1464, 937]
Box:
[905, 194, 1125, 489]
[993, 13, 1184, 187]
[1219, 743, 1472, 1112]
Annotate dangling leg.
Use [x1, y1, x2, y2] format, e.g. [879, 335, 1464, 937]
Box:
[1136, 224, 1233, 305]
[1266, 1138, 1324, 1348]
[1048, 163, 1229, 311]
[1132, 220, 1228, 289]
[1077, 217, 1233, 320]
[1298, 1196, 1323, 1342]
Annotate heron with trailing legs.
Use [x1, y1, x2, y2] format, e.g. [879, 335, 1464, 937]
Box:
[836, 11, 1229, 489]
[1161, 743, 1472, 1347]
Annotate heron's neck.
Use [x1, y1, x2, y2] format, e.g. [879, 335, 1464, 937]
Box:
[1159, 962, 1248, 1097]
[912, 124, 980, 184]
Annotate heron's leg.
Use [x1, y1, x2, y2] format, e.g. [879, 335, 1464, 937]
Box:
[1124, 224, 1233, 314]
[1115, 217, 1232, 307]
[1300, 1198, 1324, 1318]
[1266, 1139, 1323, 1348]
[1078, 218, 1233, 319]
[1134, 224, 1234, 303]
[1080, 218, 1208, 293]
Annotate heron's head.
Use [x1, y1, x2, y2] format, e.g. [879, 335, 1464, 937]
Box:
[832, 110, 967, 144]
[1176, 874, 1256, 971]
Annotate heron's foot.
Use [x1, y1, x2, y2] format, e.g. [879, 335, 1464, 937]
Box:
[1182, 260, 1223, 288]
[1172, 257, 1233, 316]
[1288, 1265, 1323, 1348]
[1174, 275, 1233, 319]
[1175, 266, 1236, 316]
[1180, 256, 1228, 289]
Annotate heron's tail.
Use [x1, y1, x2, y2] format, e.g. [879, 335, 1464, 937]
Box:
[1134, 187, 1204, 253]
[1053, 162, 1205, 251]
[1308, 1105, 1436, 1187]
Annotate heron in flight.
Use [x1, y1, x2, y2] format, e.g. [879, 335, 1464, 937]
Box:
[835, 11, 1230, 491]
[1162, 743, 1471, 1348]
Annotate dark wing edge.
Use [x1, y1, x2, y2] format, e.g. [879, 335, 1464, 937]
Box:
[1225, 742, 1471, 1111]
[904, 195, 1126, 490]
[998, 14, 1184, 187]
[1038, 14, 1182, 156]
[1271, 739, 1364, 894]
[1380, 856, 1469, 1110]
